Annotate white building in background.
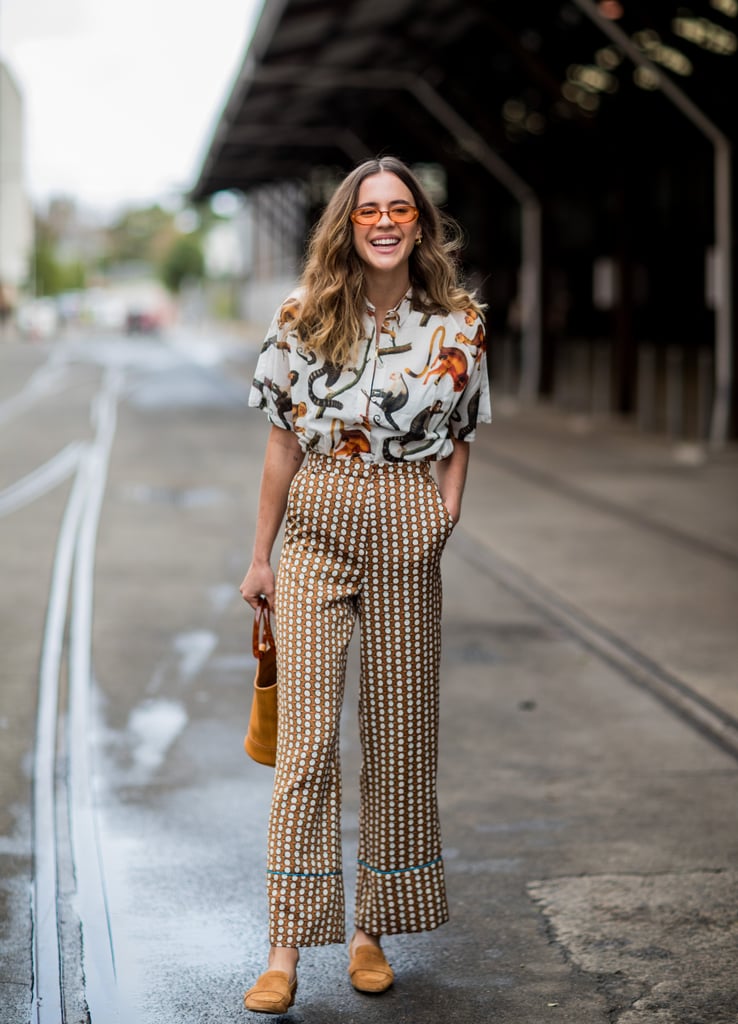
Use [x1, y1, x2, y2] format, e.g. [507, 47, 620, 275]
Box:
[0, 62, 34, 317]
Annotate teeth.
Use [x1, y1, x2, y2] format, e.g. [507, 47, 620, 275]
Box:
[372, 239, 398, 247]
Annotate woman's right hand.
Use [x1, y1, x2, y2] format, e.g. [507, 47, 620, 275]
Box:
[239, 562, 276, 611]
[240, 425, 304, 613]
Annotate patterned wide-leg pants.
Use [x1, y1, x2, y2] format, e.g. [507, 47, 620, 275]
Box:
[268, 452, 455, 947]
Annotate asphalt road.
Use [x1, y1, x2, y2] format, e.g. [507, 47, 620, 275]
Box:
[1, 326, 736, 1024]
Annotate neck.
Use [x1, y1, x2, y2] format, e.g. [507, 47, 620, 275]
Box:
[364, 271, 410, 313]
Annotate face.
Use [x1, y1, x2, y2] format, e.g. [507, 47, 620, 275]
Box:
[351, 172, 420, 277]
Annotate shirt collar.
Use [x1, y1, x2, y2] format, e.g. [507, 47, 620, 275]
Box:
[365, 288, 413, 326]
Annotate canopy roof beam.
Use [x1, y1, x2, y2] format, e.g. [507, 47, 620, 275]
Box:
[251, 64, 543, 399]
[572, 0, 734, 447]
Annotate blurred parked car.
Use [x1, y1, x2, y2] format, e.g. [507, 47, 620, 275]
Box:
[16, 298, 59, 340]
[125, 308, 161, 334]
[83, 288, 127, 331]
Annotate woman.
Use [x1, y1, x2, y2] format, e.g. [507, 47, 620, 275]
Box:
[239, 155, 490, 1013]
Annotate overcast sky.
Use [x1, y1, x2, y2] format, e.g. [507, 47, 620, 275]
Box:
[0, 0, 261, 216]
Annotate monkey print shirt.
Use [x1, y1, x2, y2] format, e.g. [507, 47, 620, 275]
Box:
[249, 290, 491, 462]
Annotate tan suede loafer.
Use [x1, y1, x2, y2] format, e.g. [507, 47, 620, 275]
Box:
[244, 969, 297, 1014]
[348, 943, 394, 993]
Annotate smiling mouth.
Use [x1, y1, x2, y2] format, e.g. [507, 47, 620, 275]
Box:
[371, 238, 400, 249]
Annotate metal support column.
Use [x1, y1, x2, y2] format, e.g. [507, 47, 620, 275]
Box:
[572, 0, 734, 446]
[407, 78, 543, 400]
[252, 66, 544, 400]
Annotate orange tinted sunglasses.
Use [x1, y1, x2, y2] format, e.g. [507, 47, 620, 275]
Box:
[350, 204, 419, 226]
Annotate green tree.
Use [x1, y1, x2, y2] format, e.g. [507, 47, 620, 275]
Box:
[31, 239, 86, 296]
[159, 234, 205, 293]
[104, 205, 177, 267]
[32, 237, 62, 295]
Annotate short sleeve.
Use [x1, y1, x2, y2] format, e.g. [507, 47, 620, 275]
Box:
[248, 297, 299, 430]
[448, 312, 492, 442]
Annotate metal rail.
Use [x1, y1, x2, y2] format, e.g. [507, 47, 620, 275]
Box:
[482, 445, 738, 568]
[31, 370, 122, 1023]
[572, 0, 734, 448]
[454, 527, 738, 762]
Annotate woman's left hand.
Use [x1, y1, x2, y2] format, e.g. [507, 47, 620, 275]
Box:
[434, 438, 469, 527]
[443, 501, 460, 525]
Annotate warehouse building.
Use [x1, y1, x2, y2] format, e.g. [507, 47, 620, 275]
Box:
[0, 62, 34, 329]
[192, 0, 737, 442]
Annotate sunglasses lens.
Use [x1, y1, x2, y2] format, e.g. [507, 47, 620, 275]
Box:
[351, 206, 419, 225]
[352, 209, 380, 225]
[390, 206, 417, 223]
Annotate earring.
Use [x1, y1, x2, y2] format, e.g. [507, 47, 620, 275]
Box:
[415, 234, 423, 247]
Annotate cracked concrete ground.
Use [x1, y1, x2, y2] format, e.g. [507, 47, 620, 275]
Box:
[529, 871, 738, 1024]
[1, 330, 737, 1023]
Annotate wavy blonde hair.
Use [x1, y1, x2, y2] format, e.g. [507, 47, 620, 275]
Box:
[294, 156, 484, 366]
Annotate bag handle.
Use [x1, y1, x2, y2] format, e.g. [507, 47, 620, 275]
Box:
[252, 597, 275, 660]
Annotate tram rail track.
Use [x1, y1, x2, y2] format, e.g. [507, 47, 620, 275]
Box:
[20, 337, 250, 1022]
[30, 368, 122, 1024]
[459, 430, 738, 760]
[7, 341, 735, 1021]
[481, 444, 738, 569]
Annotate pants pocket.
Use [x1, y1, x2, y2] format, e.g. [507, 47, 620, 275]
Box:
[427, 475, 456, 537]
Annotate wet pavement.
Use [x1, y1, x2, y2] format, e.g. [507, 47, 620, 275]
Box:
[0, 325, 736, 1023]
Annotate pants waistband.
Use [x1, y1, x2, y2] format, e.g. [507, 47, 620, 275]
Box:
[304, 452, 431, 476]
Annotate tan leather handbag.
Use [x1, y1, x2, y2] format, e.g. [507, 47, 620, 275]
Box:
[244, 598, 277, 766]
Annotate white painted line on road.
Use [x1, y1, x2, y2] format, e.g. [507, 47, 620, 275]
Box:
[0, 441, 87, 517]
[31, 458, 90, 1024]
[173, 629, 218, 681]
[69, 367, 122, 1023]
[0, 358, 70, 426]
[127, 698, 189, 775]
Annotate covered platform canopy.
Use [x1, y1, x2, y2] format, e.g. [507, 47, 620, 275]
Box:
[192, 0, 737, 440]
